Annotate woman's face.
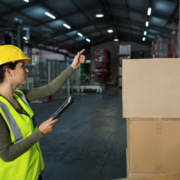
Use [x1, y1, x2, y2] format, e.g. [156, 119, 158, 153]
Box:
[10, 61, 29, 85]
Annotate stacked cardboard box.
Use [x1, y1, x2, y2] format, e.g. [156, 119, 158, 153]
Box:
[122, 58, 180, 178]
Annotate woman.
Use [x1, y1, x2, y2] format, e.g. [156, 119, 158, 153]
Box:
[0, 45, 85, 180]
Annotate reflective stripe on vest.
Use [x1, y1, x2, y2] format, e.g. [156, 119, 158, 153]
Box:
[15, 91, 37, 128]
[0, 102, 23, 143]
[0, 91, 31, 143]
[14, 91, 30, 107]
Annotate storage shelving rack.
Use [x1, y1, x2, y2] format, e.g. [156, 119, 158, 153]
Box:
[152, 34, 178, 58]
[118, 45, 131, 88]
[93, 49, 110, 84]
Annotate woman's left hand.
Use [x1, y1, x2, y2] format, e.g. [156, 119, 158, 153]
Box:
[71, 49, 85, 69]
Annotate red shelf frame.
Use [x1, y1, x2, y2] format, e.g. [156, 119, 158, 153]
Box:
[152, 34, 177, 58]
[93, 49, 111, 84]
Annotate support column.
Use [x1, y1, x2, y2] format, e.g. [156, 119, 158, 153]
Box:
[27, 45, 32, 58]
[5, 31, 13, 45]
[17, 24, 23, 50]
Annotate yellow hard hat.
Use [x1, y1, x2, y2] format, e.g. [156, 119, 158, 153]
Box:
[0, 45, 31, 65]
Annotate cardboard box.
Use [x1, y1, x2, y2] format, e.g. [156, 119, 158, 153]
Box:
[127, 148, 165, 179]
[122, 58, 180, 118]
[110, 173, 180, 180]
[127, 118, 180, 174]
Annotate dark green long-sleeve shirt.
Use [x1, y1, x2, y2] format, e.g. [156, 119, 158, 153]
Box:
[0, 65, 75, 162]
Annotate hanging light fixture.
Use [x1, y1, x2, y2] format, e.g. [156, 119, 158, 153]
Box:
[95, 7, 104, 18]
[114, 34, 119, 41]
[142, 37, 146, 41]
[107, 27, 113, 33]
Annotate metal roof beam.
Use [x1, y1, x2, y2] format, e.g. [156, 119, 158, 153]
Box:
[106, 3, 178, 24]
[116, 25, 170, 39]
[113, 17, 172, 34]
[164, 0, 179, 3]
[0, 0, 58, 33]
[71, 32, 152, 53]
[97, 0, 111, 22]
[164, 3, 179, 28]
[48, 27, 108, 47]
[33, 19, 107, 43]
[71, 37, 151, 54]
[34, 16, 173, 44]
[117, 30, 152, 42]
[70, 0, 108, 40]
[35, 17, 172, 43]
[39, 1, 100, 44]
[0, 0, 43, 17]
[33, 4, 97, 27]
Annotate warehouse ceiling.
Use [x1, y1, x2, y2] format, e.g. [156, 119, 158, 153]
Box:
[0, 0, 179, 55]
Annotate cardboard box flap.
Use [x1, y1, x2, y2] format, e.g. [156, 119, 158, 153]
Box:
[111, 173, 180, 180]
[122, 58, 180, 118]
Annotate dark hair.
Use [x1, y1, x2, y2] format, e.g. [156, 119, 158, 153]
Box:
[0, 62, 19, 84]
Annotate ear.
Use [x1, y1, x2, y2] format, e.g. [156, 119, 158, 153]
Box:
[5, 68, 13, 78]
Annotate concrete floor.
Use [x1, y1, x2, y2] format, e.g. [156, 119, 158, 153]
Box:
[30, 87, 126, 180]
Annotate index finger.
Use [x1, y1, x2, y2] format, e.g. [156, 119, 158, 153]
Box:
[79, 49, 85, 55]
[50, 118, 58, 124]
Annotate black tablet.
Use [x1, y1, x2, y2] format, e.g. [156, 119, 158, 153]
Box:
[50, 96, 74, 120]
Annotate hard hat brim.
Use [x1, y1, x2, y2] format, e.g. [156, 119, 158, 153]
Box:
[23, 58, 31, 64]
[11, 58, 31, 64]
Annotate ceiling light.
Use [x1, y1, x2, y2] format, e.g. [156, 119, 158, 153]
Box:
[45, 12, 56, 19]
[95, 8, 104, 18]
[24, 0, 29, 2]
[144, 31, 147, 36]
[23, 37, 28, 40]
[77, 33, 83, 37]
[147, 7, 152, 16]
[114, 34, 119, 41]
[86, 38, 91, 42]
[145, 21, 149, 27]
[107, 28, 113, 33]
[63, 24, 71, 29]
[142, 37, 146, 41]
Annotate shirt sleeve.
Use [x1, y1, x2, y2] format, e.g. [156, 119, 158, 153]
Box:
[21, 65, 76, 103]
[0, 114, 44, 162]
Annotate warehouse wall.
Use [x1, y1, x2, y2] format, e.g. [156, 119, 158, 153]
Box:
[90, 41, 151, 78]
[23, 46, 65, 63]
[39, 50, 65, 60]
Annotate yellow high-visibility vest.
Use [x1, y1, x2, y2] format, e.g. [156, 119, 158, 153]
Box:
[0, 90, 44, 180]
